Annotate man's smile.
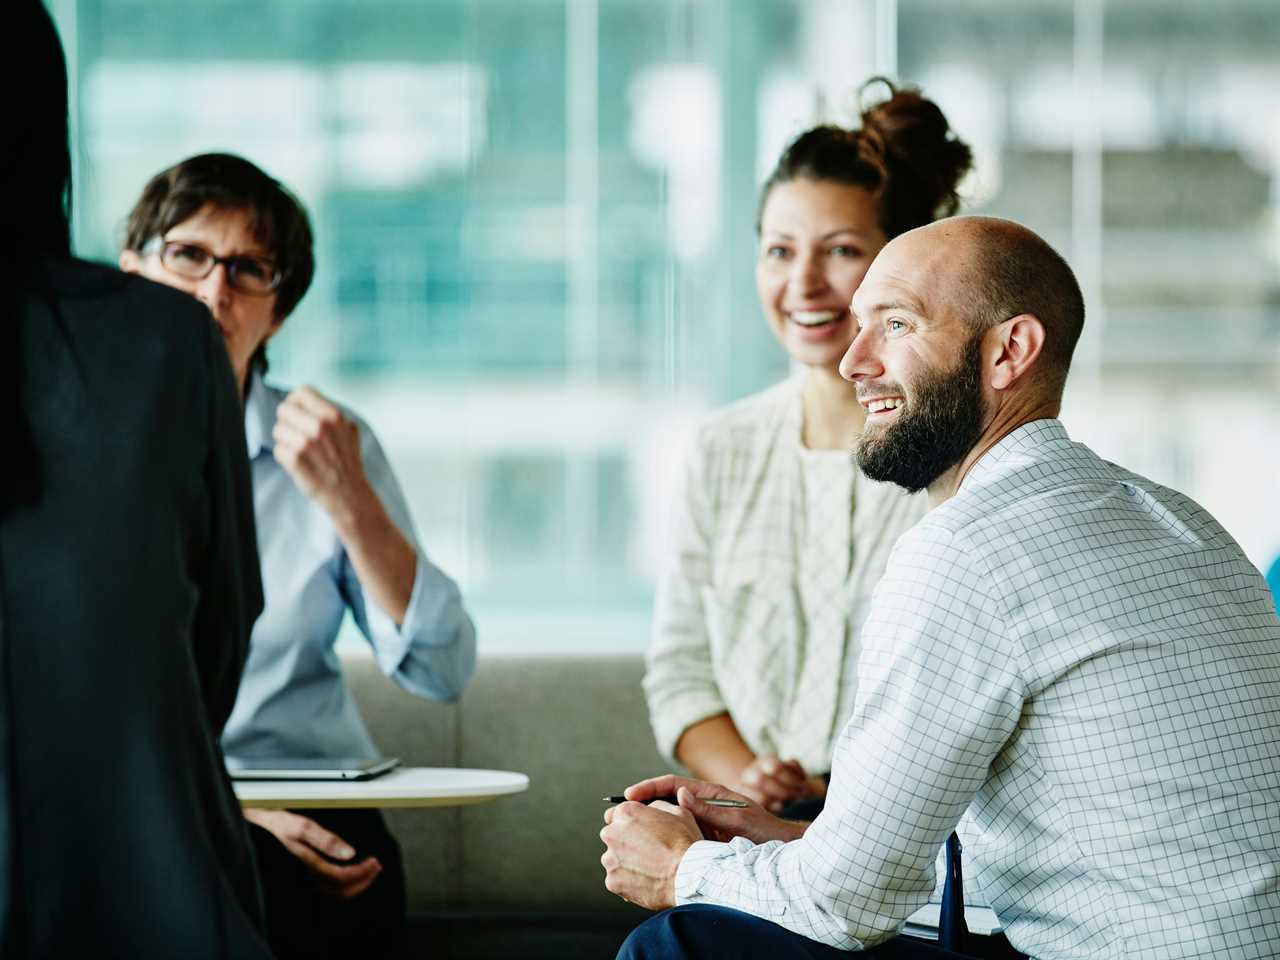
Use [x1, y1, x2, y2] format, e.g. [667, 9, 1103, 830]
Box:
[859, 395, 905, 419]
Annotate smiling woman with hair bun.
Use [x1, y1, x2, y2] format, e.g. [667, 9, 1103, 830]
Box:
[644, 79, 972, 820]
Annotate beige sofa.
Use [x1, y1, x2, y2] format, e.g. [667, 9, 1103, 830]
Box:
[346, 653, 971, 958]
[344, 651, 664, 955]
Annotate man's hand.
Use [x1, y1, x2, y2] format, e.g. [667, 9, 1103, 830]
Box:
[738, 755, 826, 813]
[622, 775, 808, 845]
[600, 798, 702, 910]
[244, 809, 382, 900]
[272, 386, 375, 526]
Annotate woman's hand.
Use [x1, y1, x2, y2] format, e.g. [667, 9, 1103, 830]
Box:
[272, 385, 416, 624]
[272, 386, 374, 525]
[243, 809, 382, 900]
[737, 755, 826, 813]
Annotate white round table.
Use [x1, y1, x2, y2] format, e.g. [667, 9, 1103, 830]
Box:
[233, 767, 529, 810]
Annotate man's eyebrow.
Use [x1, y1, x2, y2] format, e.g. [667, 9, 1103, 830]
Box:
[861, 298, 923, 316]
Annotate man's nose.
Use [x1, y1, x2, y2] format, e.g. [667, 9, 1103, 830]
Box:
[838, 322, 882, 382]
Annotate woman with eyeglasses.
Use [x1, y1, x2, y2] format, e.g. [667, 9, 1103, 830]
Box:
[119, 153, 476, 960]
[644, 81, 972, 820]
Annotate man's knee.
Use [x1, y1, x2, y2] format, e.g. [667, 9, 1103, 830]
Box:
[618, 908, 681, 960]
[617, 905, 804, 960]
[617, 906, 733, 960]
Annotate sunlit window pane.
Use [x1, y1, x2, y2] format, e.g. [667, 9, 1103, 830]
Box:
[60, 0, 1280, 650]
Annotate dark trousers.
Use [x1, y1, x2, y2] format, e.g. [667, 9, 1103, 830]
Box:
[618, 905, 1027, 960]
[248, 808, 407, 960]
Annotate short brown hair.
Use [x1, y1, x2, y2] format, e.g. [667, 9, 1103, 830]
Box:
[122, 153, 314, 374]
[962, 219, 1086, 393]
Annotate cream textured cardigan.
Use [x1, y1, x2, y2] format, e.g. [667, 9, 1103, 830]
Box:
[644, 377, 927, 773]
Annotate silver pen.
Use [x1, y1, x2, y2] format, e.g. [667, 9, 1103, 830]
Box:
[602, 794, 748, 807]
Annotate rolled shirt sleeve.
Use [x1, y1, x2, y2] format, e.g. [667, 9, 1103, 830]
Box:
[342, 417, 476, 703]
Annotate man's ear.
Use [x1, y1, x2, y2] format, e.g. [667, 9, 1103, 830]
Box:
[988, 313, 1045, 391]
[118, 249, 143, 274]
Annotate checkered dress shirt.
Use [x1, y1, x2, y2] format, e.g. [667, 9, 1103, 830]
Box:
[676, 419, 1280, 959]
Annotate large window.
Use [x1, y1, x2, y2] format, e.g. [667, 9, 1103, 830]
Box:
[55, 0, 1280, 650]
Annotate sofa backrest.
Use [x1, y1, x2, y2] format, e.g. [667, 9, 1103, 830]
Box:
[343, 652, 666, 914]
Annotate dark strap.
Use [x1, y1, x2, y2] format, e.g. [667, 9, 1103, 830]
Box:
[939, 832, 969, 954]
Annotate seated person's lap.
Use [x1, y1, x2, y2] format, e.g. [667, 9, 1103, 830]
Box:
[619, 905, 1023, 960]
[249, 808, 406, 960]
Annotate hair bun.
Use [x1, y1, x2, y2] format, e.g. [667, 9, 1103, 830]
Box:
[858, 78, 973, 234]
[758, 78, 973, 238]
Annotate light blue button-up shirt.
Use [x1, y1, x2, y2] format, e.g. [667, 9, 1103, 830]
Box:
[221, 372, 476, 760]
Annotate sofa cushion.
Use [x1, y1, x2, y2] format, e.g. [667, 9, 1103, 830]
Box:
[344, 652, 665, 916]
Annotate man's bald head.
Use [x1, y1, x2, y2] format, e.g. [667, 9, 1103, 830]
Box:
[893, 216, 1085, 398]
[844, 216, 1084, 493]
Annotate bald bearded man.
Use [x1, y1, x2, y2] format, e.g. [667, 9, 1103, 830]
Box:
[601, 217, 1280, 960]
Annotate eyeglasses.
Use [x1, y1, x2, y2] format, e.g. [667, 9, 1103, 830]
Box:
[143, 238, 282, 296]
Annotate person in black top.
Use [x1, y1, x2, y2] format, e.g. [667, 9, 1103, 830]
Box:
[0, 4, 268, 956]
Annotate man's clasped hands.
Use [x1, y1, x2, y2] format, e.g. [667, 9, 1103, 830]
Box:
[600, 775, 809, 911]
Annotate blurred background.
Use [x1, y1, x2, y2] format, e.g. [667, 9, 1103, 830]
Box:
[51, 0, 1280, 651]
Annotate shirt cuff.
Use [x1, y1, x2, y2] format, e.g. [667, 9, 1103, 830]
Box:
[368, 551, 427, 673]
[674, 839, 733, 904]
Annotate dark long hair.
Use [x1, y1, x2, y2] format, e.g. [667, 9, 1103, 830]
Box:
[3, 1, 74, 512]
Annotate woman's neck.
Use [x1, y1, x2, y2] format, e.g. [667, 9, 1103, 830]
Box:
[799, 365, 866, 451]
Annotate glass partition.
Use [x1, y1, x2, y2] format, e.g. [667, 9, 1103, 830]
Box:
[54, 0, 1280, 649]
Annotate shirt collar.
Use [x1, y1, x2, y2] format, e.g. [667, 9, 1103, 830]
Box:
[960, 417, 1070, 494]
[243, 369, 277, 459]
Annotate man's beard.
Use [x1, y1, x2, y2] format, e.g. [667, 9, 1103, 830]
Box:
[855, 334, 986, 493]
